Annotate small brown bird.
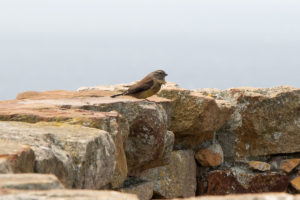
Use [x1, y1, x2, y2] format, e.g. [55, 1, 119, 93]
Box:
[111, 70, 168, 99]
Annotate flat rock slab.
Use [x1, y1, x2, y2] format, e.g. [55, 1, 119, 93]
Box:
[0, 174, 64, 190]
[0, 121, 116, 189]
[0, 140, 34, 173]
[0, 190, 138, 200]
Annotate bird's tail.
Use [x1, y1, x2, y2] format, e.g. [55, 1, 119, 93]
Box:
[111, 93, 125, 98]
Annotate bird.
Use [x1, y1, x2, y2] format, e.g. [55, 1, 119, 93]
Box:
[111, 70, 168, 99]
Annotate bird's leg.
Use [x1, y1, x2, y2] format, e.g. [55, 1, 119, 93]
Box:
[144, 98, 151, 102]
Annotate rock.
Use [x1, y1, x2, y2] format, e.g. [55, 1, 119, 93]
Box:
[0, 100, 129, 189]
[158, 88, 234, 149]
[172, 193, 296, 200]
[0, 94, 173, 176]
[198, 169, 289, 195]
[281, 159, 300, 173]
[248, 161, 271, 172]
[18, 97, 173, 175]
[118, 177, 154, 200]
[0, 140, 35, 173]
[291, 176, 300, 192]
[195, 143, 223, 167]
[0, 121, 116, 189]
[139, 150, 196, 199]
[0, 190, 139, 200]
[214, 86, 300, 160]
[0, 174, 64, 190]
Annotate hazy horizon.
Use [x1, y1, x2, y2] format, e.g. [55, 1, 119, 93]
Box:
[1, 0, 300, 100]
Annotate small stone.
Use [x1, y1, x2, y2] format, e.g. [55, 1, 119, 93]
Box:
[248, 161, 270, 171]
[195, 143, 224, 167]
[291, 176, 300, 192]
[280, 159, 300, 173]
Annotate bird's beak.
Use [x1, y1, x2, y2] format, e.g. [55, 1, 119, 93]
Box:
[165, 73, 168, 76]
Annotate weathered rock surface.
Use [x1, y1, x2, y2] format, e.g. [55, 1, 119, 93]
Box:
[140, 150, 196, 199]
[118, 177, 154, 200]
[195, 143, 223, 167]
[0, 140, 35, 173]
[0, 190, 139, 200]
[215, 86, 300, 160]
[0, 121, 116, 189]
[0, 174, 64, 190]
[172, 193, 299, 200]
[7, 90, 174, 176]
[0, 100, 129, 188]
[248, 161, 271, 172]
[197, 169, 289, 195]
[158, 88, 234, 149]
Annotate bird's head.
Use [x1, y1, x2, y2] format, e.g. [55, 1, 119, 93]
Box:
[152, 70, 168, 83]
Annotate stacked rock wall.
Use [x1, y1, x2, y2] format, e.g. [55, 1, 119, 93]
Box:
[0, 83, 300, 199]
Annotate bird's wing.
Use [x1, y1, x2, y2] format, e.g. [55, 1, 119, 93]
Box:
[127, 76, 154, 94]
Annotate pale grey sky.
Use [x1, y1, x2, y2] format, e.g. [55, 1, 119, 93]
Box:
[1, 0, 300, 100]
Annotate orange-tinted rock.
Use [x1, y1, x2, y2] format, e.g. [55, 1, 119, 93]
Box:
[198, 170, 289, 195]
[280, 159, 300, 173]
[195, 143, 223, 167]
[291, 176, 300, 192]
[0, 140, 35, 173]
[248, 161, 270, 172]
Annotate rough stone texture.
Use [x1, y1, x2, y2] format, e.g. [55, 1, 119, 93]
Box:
[248, 161, 271, 172]
[291, 176, 300, 192]
[0, 174, 64, 190]
[172, 193, 298, 200]
[139, 150, 196, 199]
[118, 177, 154, 200]
[158, 88, 234, 149]
[0, 190, 139, 200]
[0, 140, 35, 173]
[215, 86, 300, 160]
[0, 121, 116, 189]
[0, 100, 129, 188]
[281, 159, 300, 173]
[195, 143, 223, 167]
[198, 169, 289, 195]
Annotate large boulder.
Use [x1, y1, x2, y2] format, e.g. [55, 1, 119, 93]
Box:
[0, 121, 116, 189]
[214, 86, 300, 160]
[139, 150, 197, 199]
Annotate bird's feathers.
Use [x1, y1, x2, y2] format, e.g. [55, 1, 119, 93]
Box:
[127, 75, 154, 95]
